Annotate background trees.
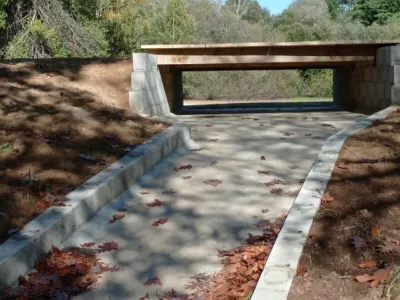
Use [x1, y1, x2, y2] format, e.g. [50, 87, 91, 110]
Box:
[0, 0, 399, 98]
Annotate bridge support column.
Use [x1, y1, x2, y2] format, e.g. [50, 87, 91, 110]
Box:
[335, 45, 400, 113]
[129, 53, 176, 116]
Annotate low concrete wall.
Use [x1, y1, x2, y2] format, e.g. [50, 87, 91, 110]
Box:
[336, 45, 400, 113]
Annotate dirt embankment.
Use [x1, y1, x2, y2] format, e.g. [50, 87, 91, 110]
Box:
[0, 58, 168, 243]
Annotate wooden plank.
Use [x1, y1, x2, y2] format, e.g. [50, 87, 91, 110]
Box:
[156, 55, 374, 68]
[142, 40, 400, 50]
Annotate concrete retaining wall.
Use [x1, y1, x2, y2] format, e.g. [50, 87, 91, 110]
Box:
[129, 53, 183, 116]
[336, 45, 400, 113]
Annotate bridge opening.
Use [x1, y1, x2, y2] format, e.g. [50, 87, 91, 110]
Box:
[181, 68, 336, 113]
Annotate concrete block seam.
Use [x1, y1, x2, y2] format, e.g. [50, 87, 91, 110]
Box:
[0, 123, 193, 291]
[250, 105, 399, 300]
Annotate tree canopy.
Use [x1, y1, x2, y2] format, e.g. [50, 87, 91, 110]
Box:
[0, 0, 397, 58]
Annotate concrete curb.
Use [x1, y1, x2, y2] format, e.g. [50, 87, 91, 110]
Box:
[0, 123, 193, 291]
[251, 105, 399, 300]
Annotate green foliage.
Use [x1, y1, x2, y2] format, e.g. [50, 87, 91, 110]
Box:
[352, 0, 400, 25]
[6, 20, 69, 58]
[153, 0, 195, 44]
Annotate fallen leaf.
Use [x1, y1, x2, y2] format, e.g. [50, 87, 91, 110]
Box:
[139, 293, 149, 300]
[78, 153, 96, 161]
[284, 132, 295, 136]
[356, 267, 391, 288]
[377, 239, 400, 254]
[305, 133, 313, 137]
[290, 165, 299, 170]
[370, 225, 384, 237]
[108, 214, 125, 224]
[97, 241, 119, 253]
[183, 176, 192, 180]
[261, 209, 269, 214]
[261, 156, 266, 160]
[208, 160, 218, 167]
[162, 189, 177, 195]
[80, 242, 96, 248]
[144, 277, 162, 286]
[321, 192, 335, 206]
[140, 191, 150, 195]
[206, 124, 213, 127]
[152, 218, 169, 227]
[270, 188, 283, 194]
[264, 179, 282, 186]
[336, 163, 348, 170]
[352, 236, 366, 249]
[174, 164, 193, 172]
[146, 199, 163, 207]
[258, 170, 271, 175]
[322, 123, 336, 128]
[191, 148, 204, 152]
[203, 179, 223, 187]
[297, 264, 308, 276]
[359, 260, 377, 269]
[209, 139, 218, 142]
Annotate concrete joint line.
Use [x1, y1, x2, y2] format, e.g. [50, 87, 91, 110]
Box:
[0, 123, 194, 291]
[251, 105, 399, 300]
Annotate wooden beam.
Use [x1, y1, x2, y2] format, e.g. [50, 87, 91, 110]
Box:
[156, 55, 374, 69]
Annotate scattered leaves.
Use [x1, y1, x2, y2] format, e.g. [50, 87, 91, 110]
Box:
[144, 277, 162, 286]
[152, 218, 169, 227]
[359, 260, 377, 269]
[108, 214, 125, 224]
[146, 199, 163, 207]
[2, 244, 119, 299]
[352, 236, 366, 249]
[203, 179, 223, 187]
[356, 267, 391, 288]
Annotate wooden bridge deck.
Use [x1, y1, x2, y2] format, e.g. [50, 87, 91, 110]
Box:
[142, 40, 400, 70]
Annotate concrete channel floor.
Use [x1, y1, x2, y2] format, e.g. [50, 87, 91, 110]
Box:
[62, 111, 365, 300]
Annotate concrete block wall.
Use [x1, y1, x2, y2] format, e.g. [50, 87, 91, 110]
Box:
[129, 53, 172, 116]
[336, 45, 400, 113]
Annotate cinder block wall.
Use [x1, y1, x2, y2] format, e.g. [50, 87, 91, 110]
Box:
[335, 45, 400, 113]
